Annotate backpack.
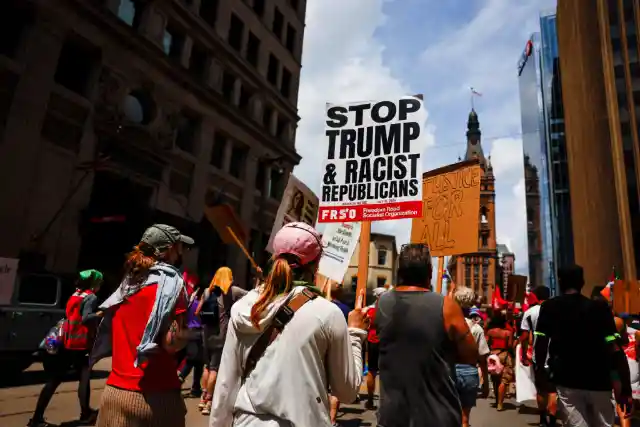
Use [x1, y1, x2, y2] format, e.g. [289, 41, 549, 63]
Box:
[200, 288, 220, 329]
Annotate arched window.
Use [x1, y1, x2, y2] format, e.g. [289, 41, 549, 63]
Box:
[480, 205, 488, 223]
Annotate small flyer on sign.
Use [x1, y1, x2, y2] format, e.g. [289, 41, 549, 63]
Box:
[318, 222, 361, 283]
[318, 96, 427, 223]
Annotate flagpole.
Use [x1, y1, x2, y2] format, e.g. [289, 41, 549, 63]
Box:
[470, 87, 474, 110]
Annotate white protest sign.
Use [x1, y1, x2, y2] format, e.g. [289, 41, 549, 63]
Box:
[267, 174, 319, 253]
[0, 257, 19, 305]
[318, 96, 427, 223]
[318, 222, 362, 283]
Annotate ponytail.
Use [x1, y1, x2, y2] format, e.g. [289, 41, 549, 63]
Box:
[124, 243, 156, 286]
[250, 257, 293, 328]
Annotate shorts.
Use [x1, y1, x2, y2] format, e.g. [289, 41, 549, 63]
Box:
[534, 368, 556, 395]
[203, 345, 223, 371]
[556, 386, 615, 427]
[367, 341, 380, 373]
[455, 364, 480, 408]
[97, 385, 186, 427]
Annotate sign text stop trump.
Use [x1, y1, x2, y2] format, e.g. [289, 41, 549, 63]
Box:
[318, 96, 427, 223]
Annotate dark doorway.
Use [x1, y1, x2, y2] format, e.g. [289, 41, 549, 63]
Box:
[78, 171, 153, 294]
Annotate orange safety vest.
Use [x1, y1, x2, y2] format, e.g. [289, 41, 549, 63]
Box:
[62, 289, 94, 350]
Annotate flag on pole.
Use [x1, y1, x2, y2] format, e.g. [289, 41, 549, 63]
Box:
[471, 87, 482, 96]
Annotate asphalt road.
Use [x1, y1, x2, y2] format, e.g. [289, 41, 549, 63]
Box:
[0, 359, 540, 427]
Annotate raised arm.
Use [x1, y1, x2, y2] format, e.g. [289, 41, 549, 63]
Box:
[443, 295, 478, 365]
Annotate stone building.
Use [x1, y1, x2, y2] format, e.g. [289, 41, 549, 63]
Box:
[447, 110, 498, 303]
[0, 0, 306, 288]
[344, 233, 398, 291]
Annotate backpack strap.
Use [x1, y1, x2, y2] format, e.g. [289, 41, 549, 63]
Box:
[242, 288, 317, 382]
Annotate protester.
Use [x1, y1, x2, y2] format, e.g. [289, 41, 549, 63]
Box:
[178, 284, 206, 399]
[534, 264, 633, 427]
[487, 311, 515, 411]
[520, 285, 557, 427]
[196, 266, 247, 415]
[28, 270, 104, 427]
[453, 286, 490, 427]
[614, 312, 640, 427]
[209, 222, 368, 427]
[93, 224, 192, 427]
[375, 243, 478, 427]
[364, 287, 386, 411]
[328, 282, 352, 426]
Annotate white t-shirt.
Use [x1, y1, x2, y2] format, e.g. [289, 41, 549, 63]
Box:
[521, 305, 541, 333]
[466, 318, 490, 357]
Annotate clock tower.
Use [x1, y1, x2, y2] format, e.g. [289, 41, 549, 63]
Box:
[447, 109, 498, 302]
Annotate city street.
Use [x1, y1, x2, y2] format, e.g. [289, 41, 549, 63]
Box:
[0, 358, 540, 427]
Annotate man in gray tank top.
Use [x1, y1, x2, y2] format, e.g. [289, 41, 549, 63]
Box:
[375, 244, 479, 427]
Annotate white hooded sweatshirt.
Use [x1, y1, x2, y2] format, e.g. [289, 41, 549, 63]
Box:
[209, 285, 366, 427]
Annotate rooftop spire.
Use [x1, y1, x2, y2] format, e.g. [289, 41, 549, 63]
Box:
[464, 108, 485, 164]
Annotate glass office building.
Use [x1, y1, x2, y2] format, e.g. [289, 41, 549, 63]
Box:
[518, 11, 573, 294]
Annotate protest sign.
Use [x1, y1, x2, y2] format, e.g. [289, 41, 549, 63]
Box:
[267, 174, 319, 252]
[410, 160, 482, 257]
[318, 222, 362, 283]
[318, 96, 427, 223]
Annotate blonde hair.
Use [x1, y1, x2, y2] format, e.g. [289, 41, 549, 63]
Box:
[250, 255, 296, 328]
[209, 267, 233, 293]
[453, 286, 476, 309]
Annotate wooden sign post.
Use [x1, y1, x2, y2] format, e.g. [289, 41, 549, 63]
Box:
[436, 256, 445, 294]
[355, 221, 372, 309]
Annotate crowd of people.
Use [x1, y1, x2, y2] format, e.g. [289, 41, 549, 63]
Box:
[23, 220, 640, 427]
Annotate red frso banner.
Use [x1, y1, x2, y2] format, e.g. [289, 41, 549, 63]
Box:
[318, 200, 423, 222]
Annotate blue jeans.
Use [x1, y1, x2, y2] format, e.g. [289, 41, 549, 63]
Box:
[455, 364, 480, 408]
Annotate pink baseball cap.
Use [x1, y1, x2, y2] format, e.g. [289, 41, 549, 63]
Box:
[272, 222, 323, 267]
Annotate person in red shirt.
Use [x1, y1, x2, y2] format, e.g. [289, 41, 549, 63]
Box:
[365, 287, 387, 410]
[96, 224, 192, 427]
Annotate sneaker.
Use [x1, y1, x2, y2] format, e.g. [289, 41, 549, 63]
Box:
[78, 409, 98, 424]
[198, 395, 209, 410]
[201, 401, 212, 415]
[365, 399, 376, 410]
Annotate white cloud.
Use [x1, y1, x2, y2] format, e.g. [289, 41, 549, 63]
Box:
[294, 0, 434, 245]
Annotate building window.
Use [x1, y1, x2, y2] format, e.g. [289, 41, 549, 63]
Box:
[481, 235, 488, 247]
[229, 144, 247, 179]
[122, 90, 155, 125]
[54, 37, 101, 97]
[239, 84, 252, 112]
[262, 105, 274, 132]
[267, 54, 279, 86]
[0, 2, 33, 59]
[222, 71, 236, 103]
[163, 26, 184, 60]
[377, 277, 386, 288]
[276, 116, 288, 140]
[351, 276, 357, 291]
[289, 0, 299, 11]
[281, 68, 291, 98]
[464, 263, 471, 287]
[175, 112, 200, 154]
[246, 32, 260, 67]
[285, 24, 296, 54]
[377, 248, 387, 265]
[255, 160, 266, 191]
[272, 7, 284, 39]
[228, 14, 244, 52]
[169, 158, 194, 197]
[269, 168, 285, 199]
[210, 132, 226, 169]
[253, 0, 265, 17]
[117, 0, 144, 29]
[189, 44, 209, 80]
[199, 0, 219, 27]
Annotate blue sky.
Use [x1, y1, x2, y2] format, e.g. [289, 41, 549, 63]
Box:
[293, 0, 557, 278]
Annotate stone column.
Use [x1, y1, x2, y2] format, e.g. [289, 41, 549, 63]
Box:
[0, 19, 64, 256]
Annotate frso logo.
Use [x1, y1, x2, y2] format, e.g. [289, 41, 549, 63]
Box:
[517, 39, 533, 76]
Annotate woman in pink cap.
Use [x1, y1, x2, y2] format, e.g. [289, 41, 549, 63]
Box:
[209, 222, 369, 427]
